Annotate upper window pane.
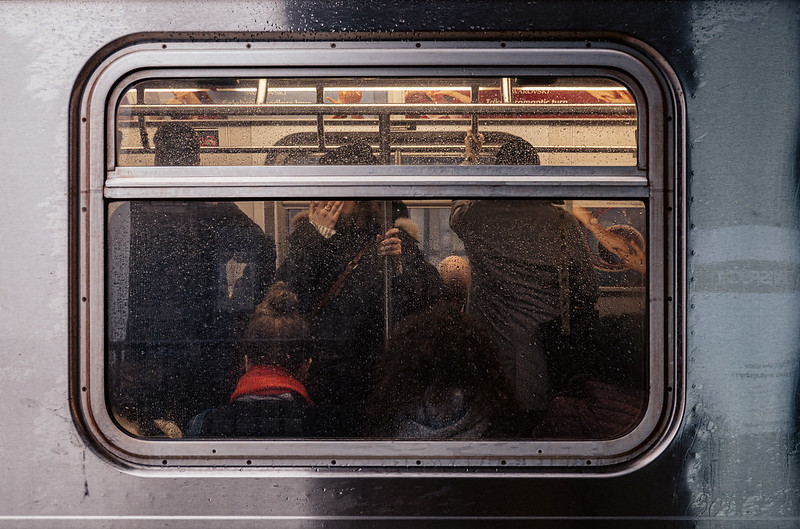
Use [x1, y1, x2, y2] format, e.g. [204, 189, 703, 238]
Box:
[115, 77, 638, 167]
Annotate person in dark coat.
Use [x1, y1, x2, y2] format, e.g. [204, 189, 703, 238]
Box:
[449, 140, 598, 419]
[186, 282, 314, 438]
[108, 123, 276, 432]
[276, 199, 444, 436]
[275, 143, 444, 436]
[368, 303, 520, 439]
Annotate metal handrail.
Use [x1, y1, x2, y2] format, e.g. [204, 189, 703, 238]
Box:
[119, 145, 637, 155]
[118, 102, 637, 117]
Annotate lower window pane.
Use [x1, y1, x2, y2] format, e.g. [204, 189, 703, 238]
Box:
[107, 199, 647, 441]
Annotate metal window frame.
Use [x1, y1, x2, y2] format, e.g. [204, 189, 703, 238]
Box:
[73, 38, 684, 475]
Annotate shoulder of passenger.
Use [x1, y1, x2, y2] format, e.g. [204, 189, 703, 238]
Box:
[395, 217, 420, 242]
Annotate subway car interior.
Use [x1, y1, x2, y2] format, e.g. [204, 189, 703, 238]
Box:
[107, 74, 650, 445]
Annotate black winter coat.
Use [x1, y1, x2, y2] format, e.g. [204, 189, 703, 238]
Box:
[275, 214, 444, 436]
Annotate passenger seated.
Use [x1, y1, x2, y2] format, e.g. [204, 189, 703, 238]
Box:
[185, 282, 314, 438]
[153, 122, 201, 166]
[318, 140, 379, 165]
[368, 303, 519, 439]
[111, 365, 184, 439]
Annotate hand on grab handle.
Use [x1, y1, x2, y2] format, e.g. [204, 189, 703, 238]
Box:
[377, 228, 402, 257]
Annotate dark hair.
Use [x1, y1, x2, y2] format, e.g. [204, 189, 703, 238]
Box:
[241, 282, 309, 371]
[391, 200, 409, 221]
[335, 200, 382, 232]
[318, 140, 379, 165]
[368, 303, 515, 436]
[494, 138, 540, 165]
[153, 122, 200, 166]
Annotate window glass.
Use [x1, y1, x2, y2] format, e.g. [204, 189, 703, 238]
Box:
[115, 77, 637, 167]
[107, 198, 647, 440]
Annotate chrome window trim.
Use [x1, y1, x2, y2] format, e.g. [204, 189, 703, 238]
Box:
[105, 166, 649, 198]
[74, 38, 683, 474]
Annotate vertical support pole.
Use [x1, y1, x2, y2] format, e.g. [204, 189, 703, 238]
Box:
[471, 83, 479, 135]
[256, 79, 269, 104]
[501, 77, 514, 103]
[316, 86, 326, 153]
[382, 200, 393, 345]
[136, 86, 152, 154]
[379, 114, 391, 165]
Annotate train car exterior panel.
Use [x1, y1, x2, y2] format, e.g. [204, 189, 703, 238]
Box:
[1, 0, 798, 526]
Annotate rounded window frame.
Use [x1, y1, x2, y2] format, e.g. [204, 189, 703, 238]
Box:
[71, 37, 685, 474]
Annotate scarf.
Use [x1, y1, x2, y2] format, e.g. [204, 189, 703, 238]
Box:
[230, 365, 312, 404]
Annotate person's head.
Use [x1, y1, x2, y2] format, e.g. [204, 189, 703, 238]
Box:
[153, 122, 201, 166]
[494, 138, 540, 165]
[332, 200, 381, 231]
[391, 200, 409, 221]
[369, 303, 511, 435]
[242, 282, 309, 375]
[437, 256, 471, 304]
[318, 140, 379, 166]
[317, 142, 381, 228]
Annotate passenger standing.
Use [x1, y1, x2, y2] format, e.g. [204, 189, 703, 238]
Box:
[276, 145, 443, 436]
[449, 139, 598, 418]
[108, 122, 276, 431]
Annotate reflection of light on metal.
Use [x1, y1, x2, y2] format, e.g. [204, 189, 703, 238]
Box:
[501, 78, 512, 103]
[256, 79, 268, 104]
[125, 88, 258, 94]
[515, 86, 629, 91]
[326, 87, 472, 92]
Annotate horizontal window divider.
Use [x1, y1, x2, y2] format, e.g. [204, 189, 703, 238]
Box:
[118, 118, 639, 128]
[121, 146, 638, 155]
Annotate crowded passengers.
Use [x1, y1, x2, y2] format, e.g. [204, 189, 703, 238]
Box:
[117, 127, 644, 440]
[185, 142, 641, 439]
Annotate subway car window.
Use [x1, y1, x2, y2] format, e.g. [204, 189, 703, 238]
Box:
[78, 43, 676, 468]
[107, 198, 647, 440]
[115, 76, 637, 167]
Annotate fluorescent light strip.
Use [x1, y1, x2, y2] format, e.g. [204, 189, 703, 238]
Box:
[515, 86, 629, 91]
[125, 88, 258, 94]
[127, 86, 627, 95]
[325, 87, 472, 92]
